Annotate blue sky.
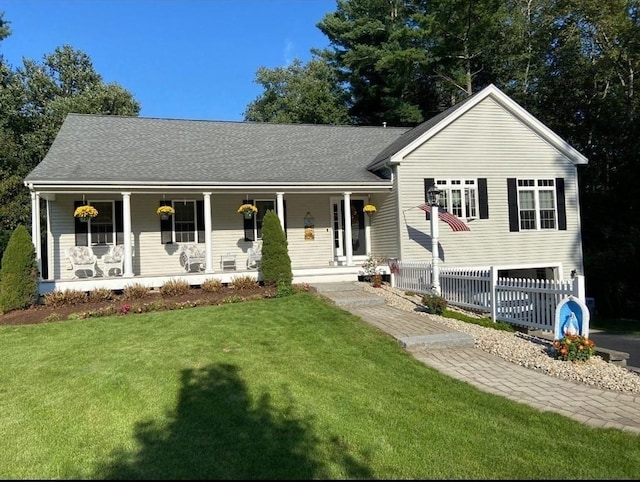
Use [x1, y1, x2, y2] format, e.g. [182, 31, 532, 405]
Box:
[1, 0, 337, 121]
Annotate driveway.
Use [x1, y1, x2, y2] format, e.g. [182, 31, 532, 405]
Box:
[589, 330, 640, 369]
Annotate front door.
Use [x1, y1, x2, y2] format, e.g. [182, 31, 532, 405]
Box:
[331, 198, 367, 260]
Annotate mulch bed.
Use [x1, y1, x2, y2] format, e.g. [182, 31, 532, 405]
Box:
[0, 285, 278, 326]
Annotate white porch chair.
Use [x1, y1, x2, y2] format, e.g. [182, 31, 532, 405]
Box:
[100, 244, 124, 277]
[179, 244, 206, 272]
[246, 241, 262, 270]
[66, 246, 98, 279]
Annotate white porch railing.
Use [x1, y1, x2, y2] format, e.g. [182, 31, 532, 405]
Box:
[391, 262, 585, 332]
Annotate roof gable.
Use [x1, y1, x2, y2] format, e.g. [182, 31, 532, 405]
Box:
[366, 84, 588, 170]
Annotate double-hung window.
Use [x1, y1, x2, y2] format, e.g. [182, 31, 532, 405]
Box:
[89, 201, 114, 245]
[517, 179, 557, 230]
[435, 179, 478, 219]
[173, 201, 198, 243]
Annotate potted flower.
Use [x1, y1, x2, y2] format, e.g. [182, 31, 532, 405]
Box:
[156, 205, 175, 220]
[73, 204, 98, 222]
[363, 204, 377, 216]
[237, 203, 258, 219]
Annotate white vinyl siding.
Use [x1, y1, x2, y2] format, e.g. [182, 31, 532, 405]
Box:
[395, 97, 583, 280]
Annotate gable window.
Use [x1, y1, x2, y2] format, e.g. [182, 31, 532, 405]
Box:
[517, 179, 557, 230]
[436, 179, 478, 219]
[88, 201, 114, 245]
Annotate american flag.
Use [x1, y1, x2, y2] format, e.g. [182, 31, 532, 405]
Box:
[418, 203, 471, 232]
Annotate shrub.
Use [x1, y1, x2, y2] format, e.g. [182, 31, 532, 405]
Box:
[230, 275, 259, 290]
[0, 225, 39, 313]
[552, 334, 596, 362]
[421, 293, 448, 315]
[260, 210, 293, 288]
[44, 289, 88, 307]
[123, 283, 151, 300]
[201, 278, 223, 293]
[88, 287, 115, 303]
[159, 278, 190, 297]
[276, 280, 295, 298]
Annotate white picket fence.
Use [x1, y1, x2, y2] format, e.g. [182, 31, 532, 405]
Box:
[391, 261, 585, 332]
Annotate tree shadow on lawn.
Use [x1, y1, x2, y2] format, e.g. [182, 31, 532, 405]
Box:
[92, 363, 372, 480]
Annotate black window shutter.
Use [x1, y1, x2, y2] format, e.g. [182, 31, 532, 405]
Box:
[160, 200, 172, 244]
[556, 178, 567, 231]
[283, 199, 287, 238]
[424, 178, 435, 220]
[196, 200, 205, 242]
[507, 178, 519, 232]
[74, 200, 88, 246]
[478, 178, 489, 219]
[243, 199, 255, 241]
[115, 201, 124, 245]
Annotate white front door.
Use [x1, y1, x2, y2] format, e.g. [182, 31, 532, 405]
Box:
[331, 198, 367, 260]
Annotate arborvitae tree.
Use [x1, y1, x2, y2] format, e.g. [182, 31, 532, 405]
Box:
[0, 224, 39, 313]
[260, 210, 293, 291]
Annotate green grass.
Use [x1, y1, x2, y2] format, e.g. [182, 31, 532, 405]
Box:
[442, 308, 515, 332]
[1, 292, 639, 479]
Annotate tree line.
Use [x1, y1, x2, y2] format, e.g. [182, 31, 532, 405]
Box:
[1, 1, 639, 318]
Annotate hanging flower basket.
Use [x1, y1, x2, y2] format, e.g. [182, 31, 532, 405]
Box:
[237, 203, 258, 219]
[363, 204, 377, 216]
[74, 205, 98, 222]
[157, 205, 175, 220]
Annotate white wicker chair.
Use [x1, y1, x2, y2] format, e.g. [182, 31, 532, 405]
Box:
[101, 244, 124, 277]
[179, 244, 206, 272]
[66, 246, 97, 279]
[246, 241, 262, 270]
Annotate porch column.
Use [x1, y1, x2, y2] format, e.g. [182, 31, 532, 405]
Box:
[30, 190, 42, 278]
[203, 192, 214, 273]
[121, 192, 134, 277]
[276, 192, 285, 231]
[343, 192, 353, 266]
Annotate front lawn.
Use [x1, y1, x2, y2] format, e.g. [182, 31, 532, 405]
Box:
[1, 292, 638, 479]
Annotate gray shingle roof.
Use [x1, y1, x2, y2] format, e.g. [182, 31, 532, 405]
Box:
[25, 115, 411, 186]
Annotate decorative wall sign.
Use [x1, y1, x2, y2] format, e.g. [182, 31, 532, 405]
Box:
[304, 212, 315, 240]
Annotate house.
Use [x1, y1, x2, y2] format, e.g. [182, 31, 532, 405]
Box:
[24, 84, 588, 294]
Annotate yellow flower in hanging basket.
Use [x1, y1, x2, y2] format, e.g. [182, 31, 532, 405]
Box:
[363, 204, 377, 215]
[156, 205, 175, 216]
[237, 203, 258, 215]
[73, 205, 98, 218]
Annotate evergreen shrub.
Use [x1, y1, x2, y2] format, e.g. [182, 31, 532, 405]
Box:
[260, 210, 293, 291]
[0, 224, 39, 313]
[421, 293, 448, 315]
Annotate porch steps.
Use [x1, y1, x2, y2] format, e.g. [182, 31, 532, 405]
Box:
[311, 282, 475, 351]
[398, 333, 475, 352]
